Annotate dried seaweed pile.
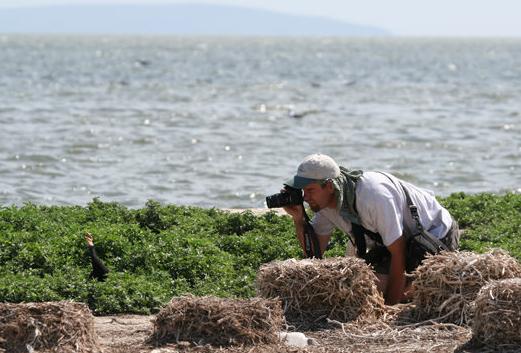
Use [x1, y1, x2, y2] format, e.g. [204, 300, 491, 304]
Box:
[324, 311, 472, 353]
[0, 301, 101, 353]
[472, 278, 521, 346]
[412, 249, 521, 325]
[150, 295, 283, 346]
[151, 304, 476, 353]
[256, 257, 385, 326]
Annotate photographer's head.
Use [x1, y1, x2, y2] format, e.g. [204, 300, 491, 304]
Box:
[285, 154, 339, 212]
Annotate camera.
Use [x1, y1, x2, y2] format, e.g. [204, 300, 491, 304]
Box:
[266, 186, 303, 208]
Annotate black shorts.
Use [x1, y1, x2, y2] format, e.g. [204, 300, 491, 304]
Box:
[368, 218, 460, 274]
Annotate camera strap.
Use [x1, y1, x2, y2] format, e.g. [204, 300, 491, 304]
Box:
[302, 206, 322, 259]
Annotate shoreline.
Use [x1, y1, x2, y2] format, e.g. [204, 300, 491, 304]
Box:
[220, 208, 287, 216]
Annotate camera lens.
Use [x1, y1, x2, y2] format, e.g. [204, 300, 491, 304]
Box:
[266, 192, 291, 208]
[265, 186, 303, 208]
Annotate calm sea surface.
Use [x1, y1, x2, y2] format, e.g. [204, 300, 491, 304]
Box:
[0, 35, 520, 208]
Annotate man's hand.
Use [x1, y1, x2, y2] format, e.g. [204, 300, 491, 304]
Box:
[278, 186, 304, 220]
[283, 204, 305, 220]
[84, 232, 94, 247]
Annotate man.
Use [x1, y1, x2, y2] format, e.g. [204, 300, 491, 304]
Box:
[282, 154, 459, 305]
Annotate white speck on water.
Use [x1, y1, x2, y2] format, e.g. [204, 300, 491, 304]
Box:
[224, 145, 231, 151]
[191, 138, 198, 144]
[144, 119, 150, 125]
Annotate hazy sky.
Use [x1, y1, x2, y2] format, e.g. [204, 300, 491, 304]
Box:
[1, 0, 521, 37]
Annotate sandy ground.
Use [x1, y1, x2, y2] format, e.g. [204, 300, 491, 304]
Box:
[93, 313, 511, 353]
[92, 208, 484, 352]
[93, 209, 488, 352]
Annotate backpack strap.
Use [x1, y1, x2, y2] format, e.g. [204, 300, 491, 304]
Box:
[378, 172, 449, 253]
[351, 193, 385, 258]
[351, 223, 385, 256]
[351, 223, 367, 257]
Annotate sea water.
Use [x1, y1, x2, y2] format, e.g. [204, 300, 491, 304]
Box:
[0, 35, 520, 208]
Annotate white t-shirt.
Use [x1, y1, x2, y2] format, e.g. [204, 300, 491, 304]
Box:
[311, 172, 453, 254]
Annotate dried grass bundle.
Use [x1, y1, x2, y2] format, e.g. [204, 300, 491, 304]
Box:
[412, 249, 521, 325]
[256, 257, 385, 326]
[472, 278, 521, 346]
[327, 319, 471, 353]
[0, 301, 101, 353]
[150, 295, 283, 346]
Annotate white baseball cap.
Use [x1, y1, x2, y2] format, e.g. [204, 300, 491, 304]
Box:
[285, 154, 340, 189]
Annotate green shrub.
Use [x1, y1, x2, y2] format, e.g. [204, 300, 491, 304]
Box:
[440, 192, 521, 259]
[0, 272, 62, 302]
[89, 271, 172, 314]
[0, 194, 519, 315]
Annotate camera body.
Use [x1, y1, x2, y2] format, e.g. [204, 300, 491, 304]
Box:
[266, 185, 303, 208]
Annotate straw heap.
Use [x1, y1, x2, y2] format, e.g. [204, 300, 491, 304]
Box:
[150, 295, 283, 346]
[472, 278, 521, 346]
[0, 301, 101, 353]
[412, 249, 521, 325]
[256, 257, 385, 326]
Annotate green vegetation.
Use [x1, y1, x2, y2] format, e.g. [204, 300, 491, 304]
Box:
[440, 192, 521, 257]
[0, 193, 520, 314]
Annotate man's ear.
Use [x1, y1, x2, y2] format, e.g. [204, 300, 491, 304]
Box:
[325, 179, 335, 192]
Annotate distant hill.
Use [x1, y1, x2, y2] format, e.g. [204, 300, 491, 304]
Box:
[0, 3, 390, 36]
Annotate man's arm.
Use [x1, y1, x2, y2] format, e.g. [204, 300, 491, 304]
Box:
[384, 235, 407, 305]
[85, 232, 109, 281]
[284, 204, 307, 257]
[284, 205, 329, 258]
[317, 233, 331, 256]
[292, 215, 308, 257]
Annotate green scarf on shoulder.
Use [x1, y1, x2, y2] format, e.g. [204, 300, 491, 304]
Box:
[332, 166, 364, 225]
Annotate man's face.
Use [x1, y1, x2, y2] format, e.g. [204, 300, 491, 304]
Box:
[302, 181, 335, 212]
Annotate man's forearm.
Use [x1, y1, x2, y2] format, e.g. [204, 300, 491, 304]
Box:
[385, 266, 406, 305]
[292, 217, 307, 257]
[385, 237, 407, 305]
